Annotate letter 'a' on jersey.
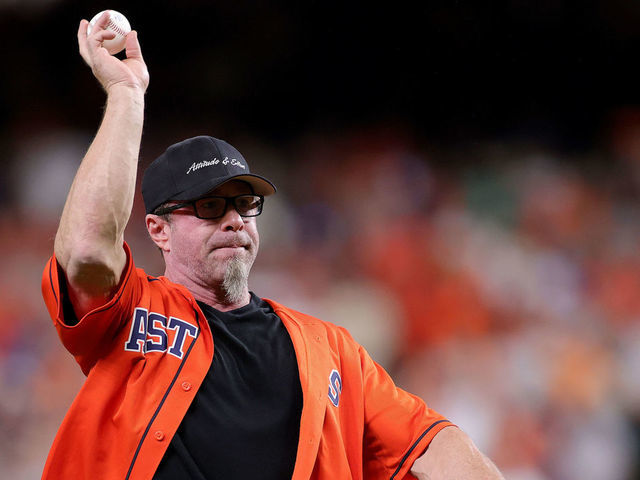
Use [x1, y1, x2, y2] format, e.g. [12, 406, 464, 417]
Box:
[41, 242, 454, 480]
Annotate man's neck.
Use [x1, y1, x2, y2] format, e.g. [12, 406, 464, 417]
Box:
[194, 290, 251, 312]
[165, 270, 251, 312]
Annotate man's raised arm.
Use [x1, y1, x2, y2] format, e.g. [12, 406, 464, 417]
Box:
[54, 12, 149, 319]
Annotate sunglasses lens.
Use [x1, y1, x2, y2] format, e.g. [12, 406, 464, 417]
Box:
[234, 195, 263, 216]
[194, 195, 263, 219]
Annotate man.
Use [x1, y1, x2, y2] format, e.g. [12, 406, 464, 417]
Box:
[41, 12, 505, 480]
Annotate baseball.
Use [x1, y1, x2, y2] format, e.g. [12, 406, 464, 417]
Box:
[87, 10, 131, 55]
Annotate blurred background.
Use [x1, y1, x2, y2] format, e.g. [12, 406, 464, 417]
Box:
[1, 1, 639, 478]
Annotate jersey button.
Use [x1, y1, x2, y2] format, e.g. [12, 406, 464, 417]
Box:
[154, 430, 165, 441]
[181, 381, 192, 391]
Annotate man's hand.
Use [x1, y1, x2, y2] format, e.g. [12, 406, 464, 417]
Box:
[77, 11, 149, 94]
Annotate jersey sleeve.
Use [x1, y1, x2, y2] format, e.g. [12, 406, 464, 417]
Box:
[359, 344, 455, 479]
[41, 242, 143, 375]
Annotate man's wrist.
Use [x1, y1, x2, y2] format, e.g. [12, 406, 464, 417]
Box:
[106, 83, 146, 101]
[105, 84, 146, 109]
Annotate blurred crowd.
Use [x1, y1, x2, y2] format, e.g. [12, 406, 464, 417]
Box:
[2, 111, 640, 479]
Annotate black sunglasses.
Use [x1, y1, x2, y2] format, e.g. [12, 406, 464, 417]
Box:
[154, 194, 264, 220]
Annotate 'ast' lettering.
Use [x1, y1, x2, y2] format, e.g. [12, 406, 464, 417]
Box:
[125, 308, 198, 359]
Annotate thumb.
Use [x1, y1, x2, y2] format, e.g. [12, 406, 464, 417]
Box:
[125, 30, 143, 60]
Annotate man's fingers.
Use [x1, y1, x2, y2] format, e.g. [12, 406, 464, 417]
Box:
[78, 20, 91, 64]
[124, 31, 143, 61]
[78, 19, 89, 39]
[92, 30, 117, 42]
[78, 17, 117, 67]
[91, 11, 111, 33]
[86, 29, 117, 57]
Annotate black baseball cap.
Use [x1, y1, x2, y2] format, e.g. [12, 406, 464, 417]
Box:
[142, 135, 276, 214]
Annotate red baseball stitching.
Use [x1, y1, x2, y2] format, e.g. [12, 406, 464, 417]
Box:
[107, 19, 127, 37]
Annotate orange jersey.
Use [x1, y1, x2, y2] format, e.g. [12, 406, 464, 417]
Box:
[41, 243, 453, 479]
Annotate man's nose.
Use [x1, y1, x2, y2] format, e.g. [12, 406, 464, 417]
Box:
[220, 205, 244, 231]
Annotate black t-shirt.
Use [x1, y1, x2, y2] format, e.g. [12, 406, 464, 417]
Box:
[154, 293, 303, 479]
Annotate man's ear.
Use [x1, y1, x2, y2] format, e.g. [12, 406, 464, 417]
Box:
[145, 214, 171, 253]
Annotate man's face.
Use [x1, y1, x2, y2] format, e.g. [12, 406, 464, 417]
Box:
[162, 180, 260, 292]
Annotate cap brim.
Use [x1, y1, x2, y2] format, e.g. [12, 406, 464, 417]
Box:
[171, 173, 277, 201]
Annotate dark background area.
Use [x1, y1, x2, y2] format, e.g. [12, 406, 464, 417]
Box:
[1, 1, 638, 155]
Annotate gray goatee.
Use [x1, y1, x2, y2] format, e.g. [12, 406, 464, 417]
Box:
[221, 256, 250, 304]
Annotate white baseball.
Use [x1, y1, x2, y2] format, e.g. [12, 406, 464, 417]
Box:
[87, 10, 131, 55]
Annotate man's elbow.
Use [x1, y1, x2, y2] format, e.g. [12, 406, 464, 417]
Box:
[55, 234, 124, 293]
[410, 426, 505, 480]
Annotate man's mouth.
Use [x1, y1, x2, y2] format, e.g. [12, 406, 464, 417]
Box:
[214, 244, 247, 251]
